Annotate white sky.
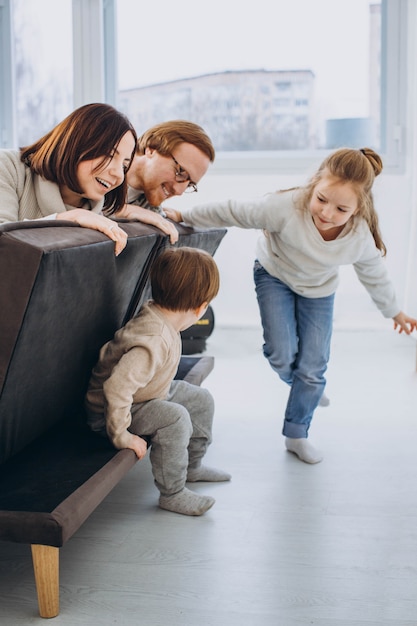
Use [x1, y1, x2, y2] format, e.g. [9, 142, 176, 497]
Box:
[117, 0, 379, 119]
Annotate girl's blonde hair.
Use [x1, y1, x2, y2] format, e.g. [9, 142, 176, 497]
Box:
[298, 147, 386, 255]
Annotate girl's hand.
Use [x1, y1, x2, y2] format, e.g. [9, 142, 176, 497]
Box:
[393, 312, 417, 334]
[116, 204, 179, 244]
[126, 434, 148, 460]
[163, 208, 183, 223]
[56, 208, 127, 256]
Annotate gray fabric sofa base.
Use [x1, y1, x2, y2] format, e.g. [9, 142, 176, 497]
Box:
[0, 220, 226, 618]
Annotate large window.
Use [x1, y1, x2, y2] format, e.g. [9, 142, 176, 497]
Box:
[116, 0, 383, 155]
[0, 0, 407, 173]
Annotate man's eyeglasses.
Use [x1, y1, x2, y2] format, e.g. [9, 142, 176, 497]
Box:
[171, 155, 198, 193]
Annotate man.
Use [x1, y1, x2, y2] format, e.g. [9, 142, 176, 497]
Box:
[118, 120, 215, 243]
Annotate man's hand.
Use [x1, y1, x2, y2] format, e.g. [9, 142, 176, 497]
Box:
[116, 204, 179, 244]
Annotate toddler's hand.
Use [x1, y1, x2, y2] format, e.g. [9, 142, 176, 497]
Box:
[127, 434, 148, 459]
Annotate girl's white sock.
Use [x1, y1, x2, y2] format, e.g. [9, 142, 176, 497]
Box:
[285, 437, 323, 464]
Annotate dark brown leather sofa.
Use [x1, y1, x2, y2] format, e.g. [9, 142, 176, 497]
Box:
[0, 219, 226, 617]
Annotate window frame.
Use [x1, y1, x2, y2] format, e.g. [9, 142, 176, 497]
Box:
[378, 0, 408, 172]
[0, 0, 16, 148]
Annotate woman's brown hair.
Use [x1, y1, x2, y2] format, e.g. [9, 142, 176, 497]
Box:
[20, 103, 137, 214]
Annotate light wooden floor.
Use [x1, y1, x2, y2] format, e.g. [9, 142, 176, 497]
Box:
[1, 326, 417, 625]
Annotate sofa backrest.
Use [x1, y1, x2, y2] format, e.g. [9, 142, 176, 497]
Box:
[0, 220, 226, 465]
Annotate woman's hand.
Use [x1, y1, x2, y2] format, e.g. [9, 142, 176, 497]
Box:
[56, 208, 127, 256]
[163, 207, 183, 223]
[116, 204, 179, 244]
[393, 312, 417, 334]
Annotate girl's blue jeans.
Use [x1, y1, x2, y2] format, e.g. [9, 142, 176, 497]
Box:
[253, 260, 334, 438]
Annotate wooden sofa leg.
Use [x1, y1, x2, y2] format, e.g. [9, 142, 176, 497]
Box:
[31, 544, 60, 618]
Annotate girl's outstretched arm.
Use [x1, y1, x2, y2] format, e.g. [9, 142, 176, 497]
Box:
[393, 312, 417, 334]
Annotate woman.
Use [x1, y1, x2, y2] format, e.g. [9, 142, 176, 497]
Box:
[0, 103, 137, 256]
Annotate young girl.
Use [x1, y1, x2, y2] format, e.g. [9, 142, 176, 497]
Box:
[0, 103, 137, 256]
[165, 148, 417, 464]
